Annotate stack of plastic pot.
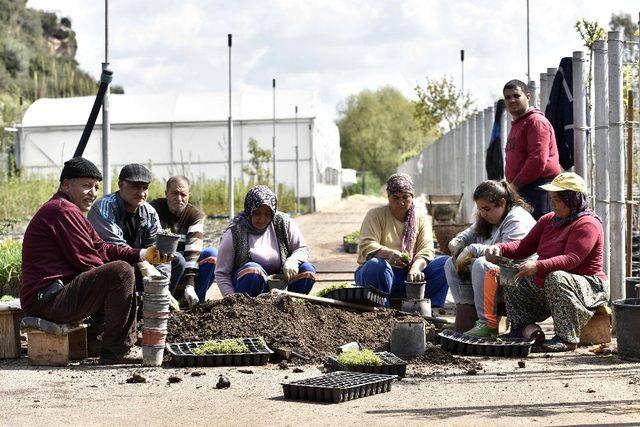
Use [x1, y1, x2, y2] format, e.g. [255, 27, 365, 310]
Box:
[142, 275, 171, 366]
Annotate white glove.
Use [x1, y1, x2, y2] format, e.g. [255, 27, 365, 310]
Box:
[168, 295, 181, 312]
[184, 285, 199, 308]
[283, 258, 299, 282]
[455, 247, 473, 273]
[448, 238, 466, 258]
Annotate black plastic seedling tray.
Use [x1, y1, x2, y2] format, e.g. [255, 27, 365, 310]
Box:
[328, 351, 408, 378]
[438, 329, 536, 357]
[282, 371, 397, 403]
[166, 337, 274, 367]
[323, 286, 387, 307]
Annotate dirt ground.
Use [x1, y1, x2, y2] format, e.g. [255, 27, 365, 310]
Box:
[2, 195, 640, 426]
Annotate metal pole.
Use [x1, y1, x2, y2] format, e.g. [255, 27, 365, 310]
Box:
[462, 119, 470, 222]
[295, 105, 300, 214]
[101, 0, 111, 195]
[460, 49, 465, 100]
[526, 0, 530, 80]
[626, 90, 633, 276]
[451, 128, 458, 195]
[272, 78, 276, 194]
[593, 40, 610, 278]
[475, 111, 484, 186]
[484, 106, 493, 181]
[527, 80, 538, 109]
[608, 30, 625, 300]
[227, 34, 234, 220]
[468, 116, 476, 195]
[539, 72, 548, 113]
[546, 67, 557, 95]
[572, 51, 588, 181]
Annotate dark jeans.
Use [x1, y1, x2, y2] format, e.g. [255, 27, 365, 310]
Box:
[24, 261, 137, 353]
[518, 178, 553, 220]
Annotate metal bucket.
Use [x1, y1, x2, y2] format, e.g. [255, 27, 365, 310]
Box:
[405, 281, 426, 299]
[613, 298, 640, 361]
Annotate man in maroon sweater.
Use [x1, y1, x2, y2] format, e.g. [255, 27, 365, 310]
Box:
[20, 157, 168, 364]
[503, 79, 562, 219]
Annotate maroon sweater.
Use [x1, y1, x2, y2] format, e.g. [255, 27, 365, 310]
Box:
[505, 109, 562, 188]
[20, 192, 141, 308]
[498, 213, 606, 288]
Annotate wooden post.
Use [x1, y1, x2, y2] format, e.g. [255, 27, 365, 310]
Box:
[626, 90, 633, 277]
[0, 310, 22, 358]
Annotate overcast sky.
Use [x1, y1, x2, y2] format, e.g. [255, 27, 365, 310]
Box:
[26, 0, 640, 119]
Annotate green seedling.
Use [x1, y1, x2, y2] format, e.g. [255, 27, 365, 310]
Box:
[343, 230, 360, 244]
[336, 349, 382, 366]
[400, 252, 410, 264]
[315, 282, 353, 298]
[193, 339, 249, 355]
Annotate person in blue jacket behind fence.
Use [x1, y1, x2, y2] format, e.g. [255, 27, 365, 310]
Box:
[354, 173, 449, 307]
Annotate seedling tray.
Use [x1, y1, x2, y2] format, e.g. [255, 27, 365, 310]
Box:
[328, 351, 407, 378]
[166, 337, 274, 367]
[282, 371, 397, 403]
[438, 329, 535, 357]
[323, 286, 387, 307]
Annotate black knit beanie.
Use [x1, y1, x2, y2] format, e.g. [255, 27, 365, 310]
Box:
[59, 157, 103, 182]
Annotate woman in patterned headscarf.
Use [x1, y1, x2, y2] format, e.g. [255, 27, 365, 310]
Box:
[215, 185, 316, 297]
[487, 172, 609, 352]
[355, 173, 449, 306]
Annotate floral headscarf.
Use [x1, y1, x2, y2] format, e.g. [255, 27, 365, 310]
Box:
[231, 185, 277, 235]
[551, 190, 601, 228]
[386, 173, 418, 257]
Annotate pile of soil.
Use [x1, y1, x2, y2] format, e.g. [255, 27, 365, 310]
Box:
[167, 293, 471, 367]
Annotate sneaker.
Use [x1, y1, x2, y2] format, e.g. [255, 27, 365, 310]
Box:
[464, 321, 498, 339]
[541, 335, 577, 352]
[99, 346, 143, 365]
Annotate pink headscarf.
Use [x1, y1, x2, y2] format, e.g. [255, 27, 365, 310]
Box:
[386, 173, 418, 258]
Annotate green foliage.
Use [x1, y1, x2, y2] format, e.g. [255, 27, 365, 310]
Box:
[574, 19, 606, 50]
[343, 230, 359, 244]
[337, 86, 430, 182]
[315, 282, 353, 298]
[341, 171, 382, 197]
[194, 339, 250, 355]
[413, 76, 475, 134]
[400, 251, 410, 264]
[242, 137, 272, 185]
[0, 239, 21, 295]
[336, 349, 382, 366]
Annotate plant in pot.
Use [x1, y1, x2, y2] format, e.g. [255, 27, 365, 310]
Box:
[342, 231, 360, 253]
[155, 229, 180, 256]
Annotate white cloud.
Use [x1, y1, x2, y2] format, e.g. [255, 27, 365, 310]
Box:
[26, 0, 639, 118]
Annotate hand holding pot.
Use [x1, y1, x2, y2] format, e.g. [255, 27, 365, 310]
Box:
[515, 260, 537, 280]
[448, 237, 465, 258]
[455, 247, 473, 273]
[283, 258, 299, 282]
[407, 266, 424, 282]
[143, 246, 173, 265]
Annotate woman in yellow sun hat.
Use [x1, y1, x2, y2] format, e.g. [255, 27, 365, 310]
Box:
[486, 172, 609, 352]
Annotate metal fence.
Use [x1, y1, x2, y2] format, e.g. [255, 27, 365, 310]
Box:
[399, 30, 639, 302]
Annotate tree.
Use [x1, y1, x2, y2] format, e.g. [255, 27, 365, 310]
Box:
[609, 12, 639, 98]
[242, 137, 272, 185]
[413, 76, 474, 134]
[337, 86, 432, 182]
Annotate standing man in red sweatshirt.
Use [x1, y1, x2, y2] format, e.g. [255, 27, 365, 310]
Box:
[503, 79, 562, 219]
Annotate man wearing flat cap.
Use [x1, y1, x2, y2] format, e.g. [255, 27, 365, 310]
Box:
[20, 157, 168, 364]
[88, 163, 170, 288]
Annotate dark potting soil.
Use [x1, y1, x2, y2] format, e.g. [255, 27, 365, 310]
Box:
[167, 293, 469, 366]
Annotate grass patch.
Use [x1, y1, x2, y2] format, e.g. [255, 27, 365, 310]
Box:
[336, 349, 382, 366]
[0, 239, 22, 296]
[193, 338, 250, 355]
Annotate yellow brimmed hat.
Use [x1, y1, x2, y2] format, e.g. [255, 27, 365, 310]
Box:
[539, 172, 587, 193]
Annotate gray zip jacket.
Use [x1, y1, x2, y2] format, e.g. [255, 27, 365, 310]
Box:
[452, 206, 536, 258]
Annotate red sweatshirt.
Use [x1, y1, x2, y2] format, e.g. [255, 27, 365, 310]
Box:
[498, 212, 606, 288]
[505, 109, 562, 188]
[20, 192, 141, 308]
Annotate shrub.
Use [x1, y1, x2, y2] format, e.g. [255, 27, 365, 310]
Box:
[0, 238, 21, 295]
[342, 171, 382, 197]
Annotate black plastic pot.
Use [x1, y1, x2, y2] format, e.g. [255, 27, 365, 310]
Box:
[156, 232, 180, 255]
[626, 277, 640, 298]
[613, 298, 640, 361]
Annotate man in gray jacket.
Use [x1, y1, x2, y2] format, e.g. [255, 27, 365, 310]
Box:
[88, 164, 170, 288]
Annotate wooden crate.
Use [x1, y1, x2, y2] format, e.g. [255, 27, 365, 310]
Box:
[0, 309, 22, 358]
[25, 324, 88, 366]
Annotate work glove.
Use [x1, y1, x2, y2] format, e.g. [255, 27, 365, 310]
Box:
[283, 258, 300, 283]
[448, 237, 466, 258]
[455, 246, 473, 273]
[142, 246, 173, 265]
[168, 295, 181, 312]
[485, 245, 501, 257]
[184, 285, 199, 308]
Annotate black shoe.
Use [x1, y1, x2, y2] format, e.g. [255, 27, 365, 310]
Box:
[501, 324, 525, 339]
[99, 347, 143, 365]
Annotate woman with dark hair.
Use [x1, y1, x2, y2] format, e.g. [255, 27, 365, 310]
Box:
[215, 185, 316, 297]
[487, 172, 608, 352]
[355, 173, 449, 306]
[445, 180, 536, 337]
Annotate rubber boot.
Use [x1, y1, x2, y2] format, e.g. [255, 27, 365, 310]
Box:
[454, 303, 478, 333]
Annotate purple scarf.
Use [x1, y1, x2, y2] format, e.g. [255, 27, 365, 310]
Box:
[386, 173, 418, 258]
[551, 190, 601, 228]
